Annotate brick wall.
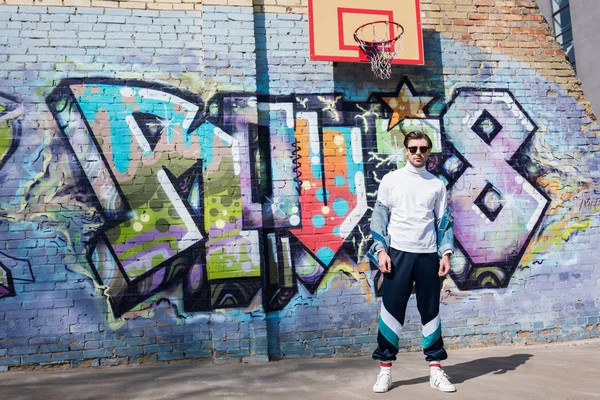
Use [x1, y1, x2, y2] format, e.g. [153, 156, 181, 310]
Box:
[0, 0, 598, 371]
[0, 0, 203, 11]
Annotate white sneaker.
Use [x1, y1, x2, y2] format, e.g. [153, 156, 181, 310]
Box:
[372, 370, 392, 393]
[430, 368, 456, 392]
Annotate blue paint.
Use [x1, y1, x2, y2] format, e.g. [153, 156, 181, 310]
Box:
[315, 247, 335, 266]
[334, 176, 345, 186]
[311, 159, 322, 180]
[312, 214, 325, 228]
[75, 85, 133, 174]
[75, 84, 204, 174]
[196, 122, 218, 167]
[332, 198, 349, 216]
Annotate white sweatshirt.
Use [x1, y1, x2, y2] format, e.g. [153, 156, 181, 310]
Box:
[376, 162, 448, 254]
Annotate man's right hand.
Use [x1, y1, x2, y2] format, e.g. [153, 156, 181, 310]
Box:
[378, 251, 392, 273]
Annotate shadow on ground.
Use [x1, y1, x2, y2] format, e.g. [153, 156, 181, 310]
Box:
[393, 353, 534, 388]
[0, 353, 537, 400]
[0, 357, 367, 400]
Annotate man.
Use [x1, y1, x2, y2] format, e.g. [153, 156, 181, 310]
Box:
[366, 130, 456, 393]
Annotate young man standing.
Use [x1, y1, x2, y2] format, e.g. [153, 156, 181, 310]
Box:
[366, 131, 456, 393]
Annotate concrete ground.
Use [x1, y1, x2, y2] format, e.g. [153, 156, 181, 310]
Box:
[1, 339, 599, 400]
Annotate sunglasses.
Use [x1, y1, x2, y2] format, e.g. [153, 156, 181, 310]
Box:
[407, 146, 430, 154]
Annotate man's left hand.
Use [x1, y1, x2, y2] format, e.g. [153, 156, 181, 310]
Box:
[438, 254, 451, 277]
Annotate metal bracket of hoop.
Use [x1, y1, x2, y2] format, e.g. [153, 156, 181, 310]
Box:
[353, 21, 404, 80]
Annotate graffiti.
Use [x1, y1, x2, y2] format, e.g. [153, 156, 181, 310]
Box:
[578, 195, 600, 212]
[371, 78, 443, 170]
[375, 78, 435, 131]
[257, 96, 372, 308]
[46, 80, 262, 317]
[0, 93, 24, 298]
[29, 76, 551, 319]
[0, 251, 34, 299]
[0, 263, 13, 299]
[0, 93, 23, 172]
[435, 89, 550, 290]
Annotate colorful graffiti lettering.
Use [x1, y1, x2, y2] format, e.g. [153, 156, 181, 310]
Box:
[35, 77, 550, 318]
[46, 80, 262, 316]
[257, 96, 372, 308]
[434, 89, 549, 289]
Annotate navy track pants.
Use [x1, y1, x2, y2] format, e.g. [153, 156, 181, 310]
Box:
[372, 247, 448, 362]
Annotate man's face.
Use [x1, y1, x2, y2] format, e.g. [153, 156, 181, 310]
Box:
[405, 138, 431, 168]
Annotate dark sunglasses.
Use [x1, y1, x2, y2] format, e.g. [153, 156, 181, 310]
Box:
[407, 146, 430, 154]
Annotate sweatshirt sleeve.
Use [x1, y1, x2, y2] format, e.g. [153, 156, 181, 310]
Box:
[369, 174, 391, 257]
[435, 183, 453, 257]
[435, 183, 448, 223]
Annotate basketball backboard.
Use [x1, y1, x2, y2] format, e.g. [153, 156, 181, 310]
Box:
[308, 0, 424, 65]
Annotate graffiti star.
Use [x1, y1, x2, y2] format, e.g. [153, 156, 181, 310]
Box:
[159, 104, 177, 136]
[266, 195, 286, 215]
[379, 135, 406, 166]
[376, 78, 433, 131]
[495, 177, 538, 225]
[501, 192, 532, 224]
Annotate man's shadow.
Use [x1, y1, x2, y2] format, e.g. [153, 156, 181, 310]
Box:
[393, 354, 533, 387]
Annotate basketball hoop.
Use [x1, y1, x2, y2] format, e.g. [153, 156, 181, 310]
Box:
[354, 21, 404, 80]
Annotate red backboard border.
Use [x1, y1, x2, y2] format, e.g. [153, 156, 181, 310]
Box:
[308, 0, 424, 65]
[337, 8, 395, 51]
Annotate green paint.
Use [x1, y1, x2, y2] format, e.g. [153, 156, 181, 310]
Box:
[561, 219, 590, 241]
[0, 124, 12, 164]
[204, 140, 260, 280]
[108, 186, 191, 274]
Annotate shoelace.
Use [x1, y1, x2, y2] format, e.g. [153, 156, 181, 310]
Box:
[376, 372, 391, 386]
[432, 370, 452, 385]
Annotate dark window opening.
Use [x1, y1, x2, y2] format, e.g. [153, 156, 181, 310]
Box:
[552, 0, 576, 71]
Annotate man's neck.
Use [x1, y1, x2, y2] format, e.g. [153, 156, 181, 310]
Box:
[405, 161, 426, 174]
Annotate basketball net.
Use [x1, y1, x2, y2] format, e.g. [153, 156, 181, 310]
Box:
[354, 21, 404, 80]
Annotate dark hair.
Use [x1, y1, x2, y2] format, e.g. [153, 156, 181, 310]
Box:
[403, 130, 432, 149]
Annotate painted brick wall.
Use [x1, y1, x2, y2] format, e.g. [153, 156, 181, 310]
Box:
[0, 0, 599, 371]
